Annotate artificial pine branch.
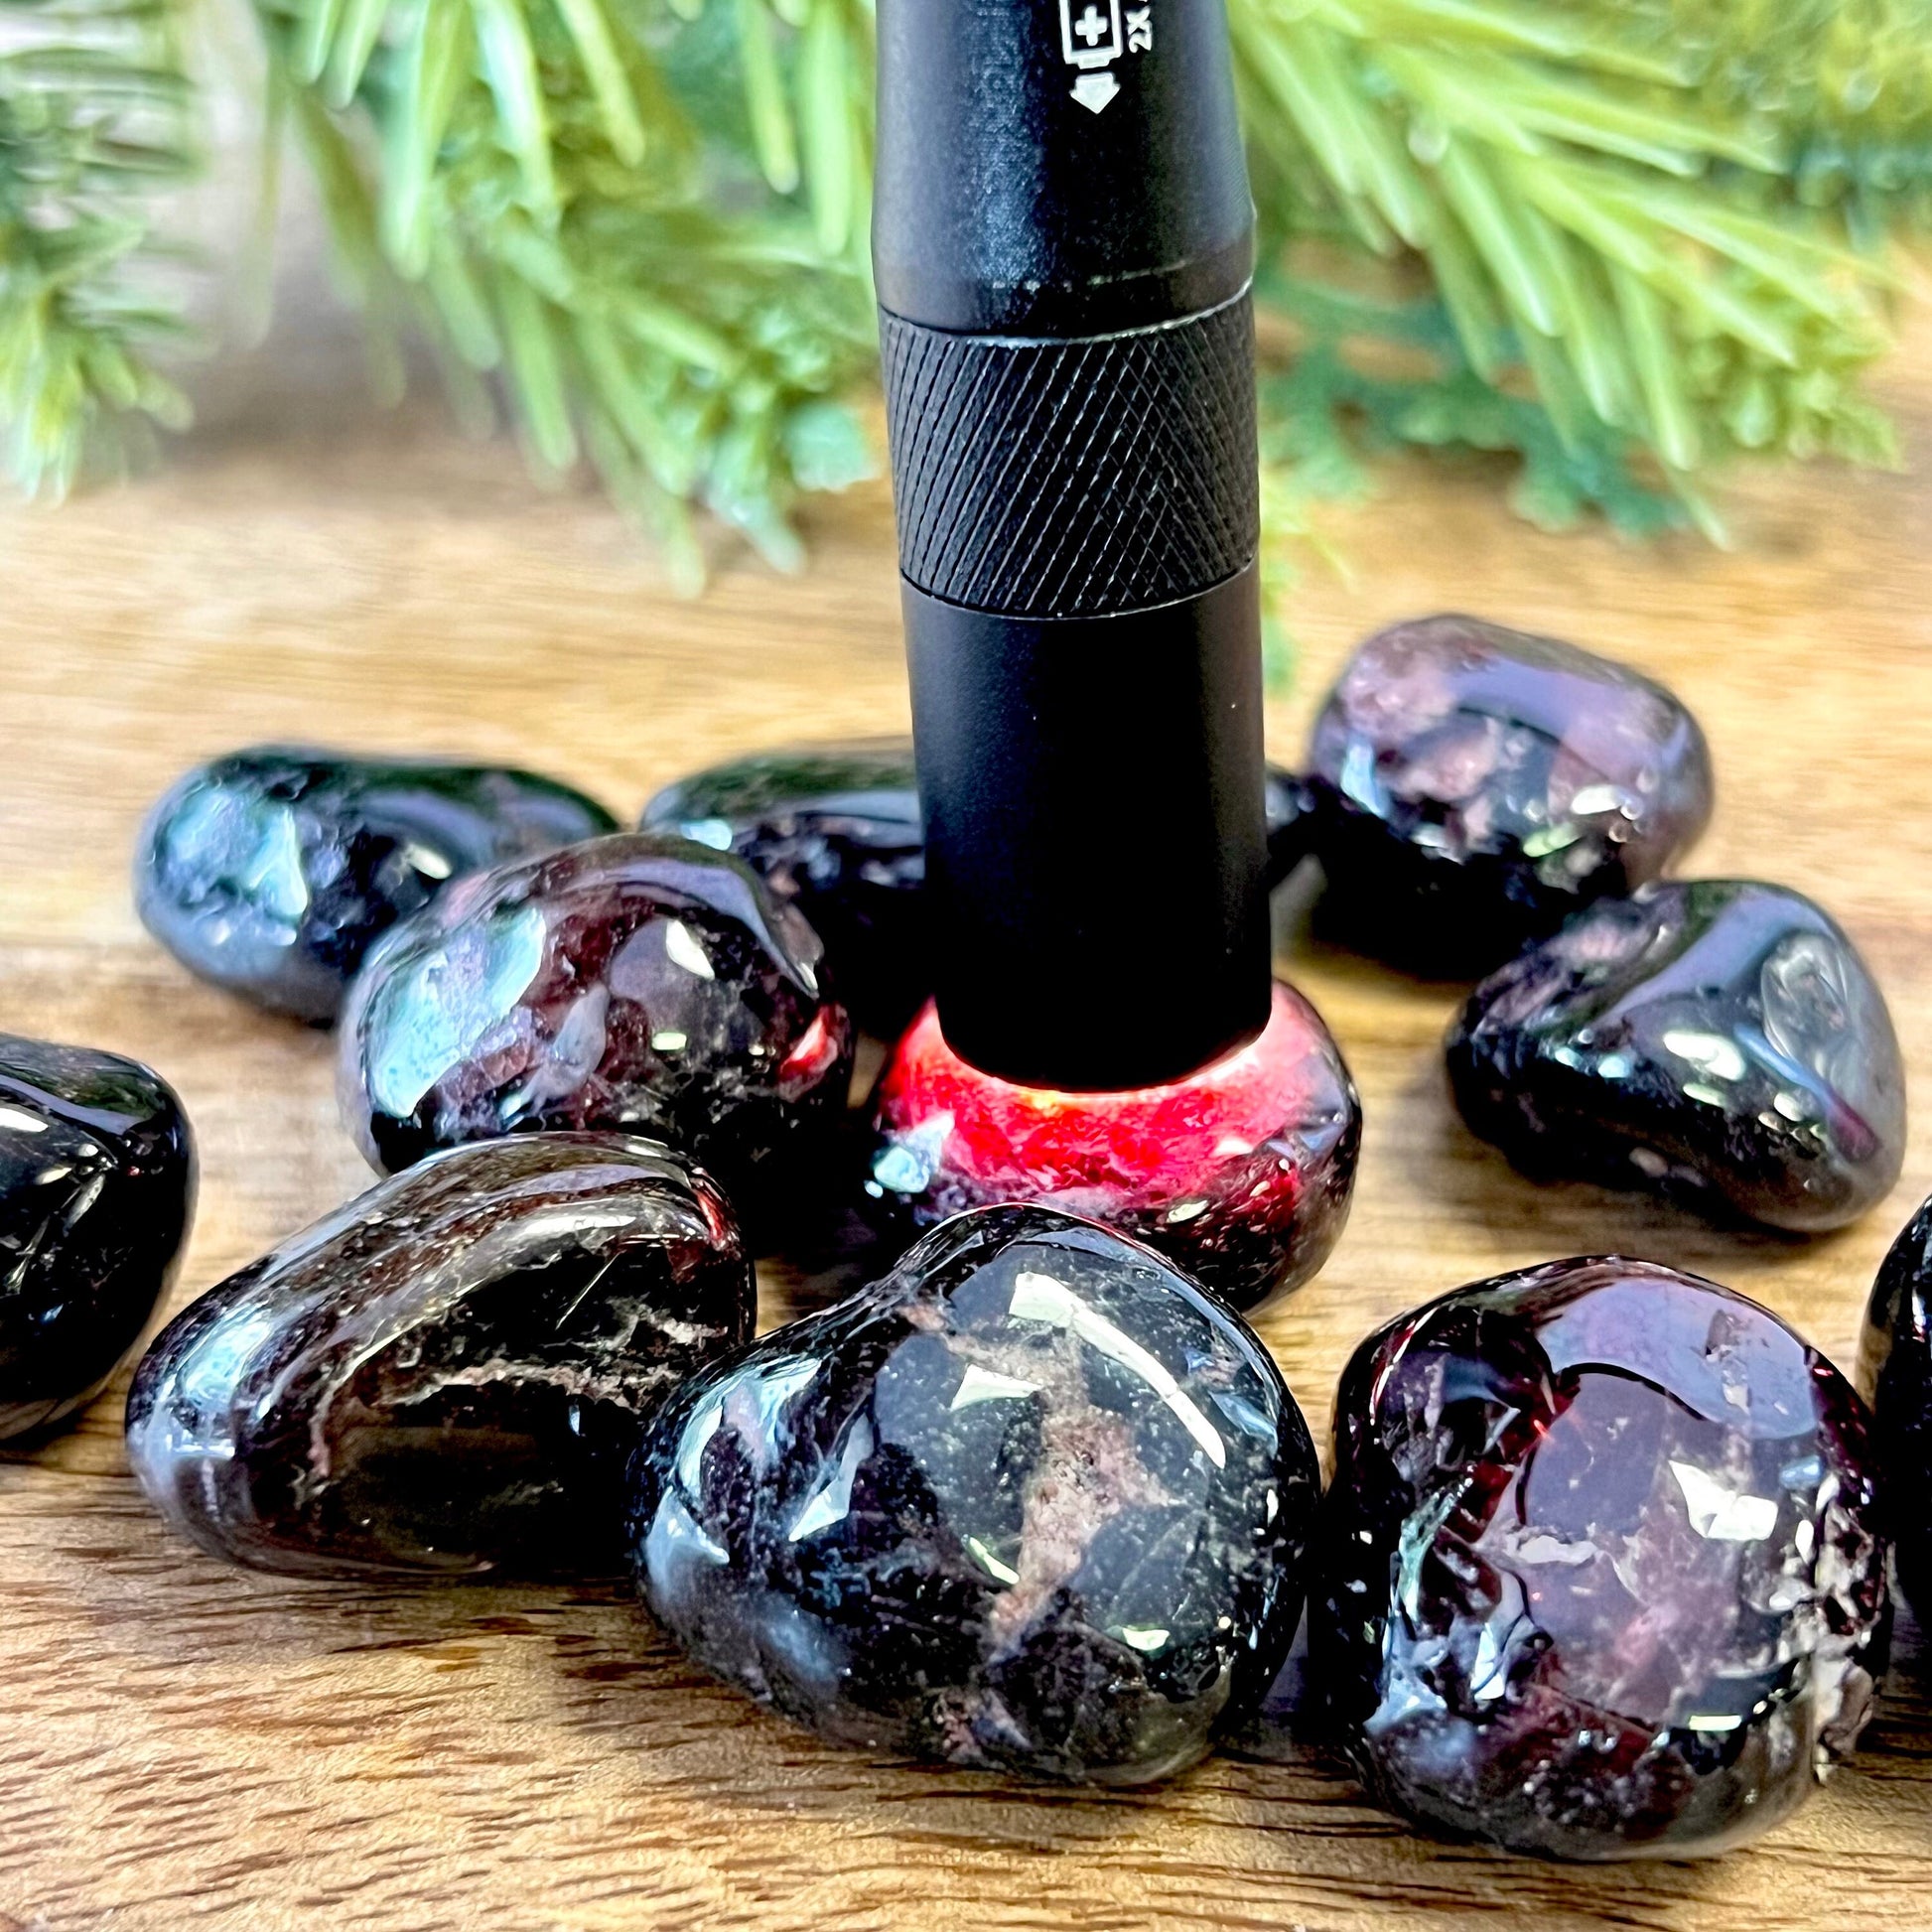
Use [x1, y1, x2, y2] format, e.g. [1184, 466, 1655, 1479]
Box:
[252, 0, 878, 581]
[3, 0, 1929, 561]
[1665, 0, 1932, 225]
[1234, 0, 1906, 533]
[0, 0, 198, 497]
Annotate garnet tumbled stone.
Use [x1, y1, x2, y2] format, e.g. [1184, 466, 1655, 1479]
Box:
[1311, 1257, 1887, 1861]
[1448, 880, 1905, 1233]
[137, 749, 618, 1023]
[126, 1135, 754, 1579]
[643, 740, 1319, 1036]
[338, 833, 854, 1226]
[0, 1035, 195, 1440]
[641, 738, 927, 1036]
[630, 1204, 1319, 1783]
[1308, 615, 1714, 975]
[1862, 1195, 1932, 1612]
[861, 984, 1360, 1311]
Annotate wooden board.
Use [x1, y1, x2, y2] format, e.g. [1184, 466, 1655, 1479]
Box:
[5, 287, 1932, 1931]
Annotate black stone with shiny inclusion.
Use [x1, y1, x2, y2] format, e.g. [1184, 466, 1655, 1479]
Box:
[1448, 880, 1905, 1233]
[1307, 615, 1715, 976]
[126, 1135, 754, 1579]
[1311, 1256, 1888, 1861]
[630, 1204, 1319, 1784]
[643, 739, 1317, 1037]
[1862, 1194, 1932, 1613]
[137, 748, 618, 1023]
[0, 1035, 195, 1441]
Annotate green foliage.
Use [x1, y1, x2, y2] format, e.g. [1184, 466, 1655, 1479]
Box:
[251, 0, 880, 581]
[0, 0, 197, 497]
[1235, 0, 1909, 534]
[1260, 270, 1702, 538]
[1664, 0, 1932, 223]
[2, 0, 1929, 556]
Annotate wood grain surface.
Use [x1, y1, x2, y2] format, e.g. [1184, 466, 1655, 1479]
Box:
[4, 285, 1932, 1931]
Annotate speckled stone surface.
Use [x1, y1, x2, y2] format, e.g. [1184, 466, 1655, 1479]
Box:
[630, 1204, 1319, 1783]
[643, 740, 1317, 1036]
[0, 1035, 195, 1441]
[1307, 615, 1714, 975]
[337, 833, 855, 1229]
[126, 1135, 754, 1579]
[1309, 1256, 1888, 1861]
[1447, 880, 1905, 1233]
[1862, 1194, 1932, 1613]
[860, 984, 1359, 1311]
[136, 749, 618, 1022]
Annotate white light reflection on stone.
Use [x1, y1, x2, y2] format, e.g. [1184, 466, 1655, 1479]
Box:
[1007, 1270, 1224, 1467]
[1670, 1459, 1779, 1542]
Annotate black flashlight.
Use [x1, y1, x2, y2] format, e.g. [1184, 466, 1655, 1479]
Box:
[874, 0, 1268, 1093]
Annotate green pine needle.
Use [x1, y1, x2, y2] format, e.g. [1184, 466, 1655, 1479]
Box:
[1, 0, 199, 498]
[2, 0, 1928, 568]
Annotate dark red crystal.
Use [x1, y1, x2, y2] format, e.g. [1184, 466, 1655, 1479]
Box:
[1310, 1256, 1888, 1861]
[860, 983, 1360, 1311]
[1308, 614, 1714, 975]
[630, 1204, 1320, 1783]
[1448, 879, 1905, 1233]
[337, 833, 854, 1228]
[126, 1134, 754, 1579]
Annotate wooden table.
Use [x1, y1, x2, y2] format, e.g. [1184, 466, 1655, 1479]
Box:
[5, 288, 1932, 1932]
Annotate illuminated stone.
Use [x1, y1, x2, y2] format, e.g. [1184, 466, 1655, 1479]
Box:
[861, 983, 1359, 1311]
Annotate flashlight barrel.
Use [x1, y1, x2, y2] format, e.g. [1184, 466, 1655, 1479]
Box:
[876, 0, 1268, 1091]
[874, 0, 1253, 335]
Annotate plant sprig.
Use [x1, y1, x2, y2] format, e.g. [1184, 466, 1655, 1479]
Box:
[3, 0, 1928, 561]
[1, 0, 199, 498]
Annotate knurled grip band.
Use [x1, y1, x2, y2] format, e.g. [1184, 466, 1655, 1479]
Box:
[880, 292, 1259, 621]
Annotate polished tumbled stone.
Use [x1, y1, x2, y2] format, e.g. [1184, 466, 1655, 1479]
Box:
[1448, 880, 1905, 1233]
[862, 984, 1359, 1311]
[1862, 1194, 1932, 1613]
[338, 833, 855, 1225]
[641, 739, 928, 1036]
[0, 1035, 195, 1441]
[1307, 614, 1715, 975]
[126, 1135, 754, 1579]
[1311, 1256, 1888, 1861]
[630, 1204, 1319, 1783]
[644, 740, 1316, 1036]
[137, 748, 618, 1022]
